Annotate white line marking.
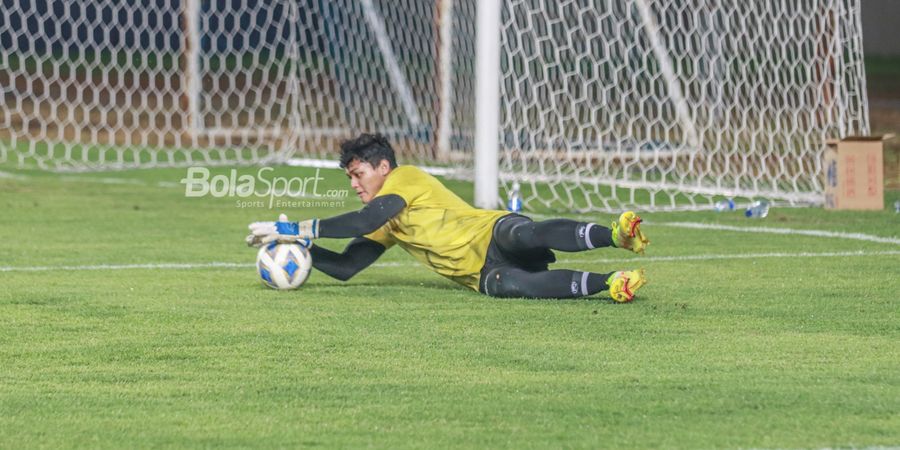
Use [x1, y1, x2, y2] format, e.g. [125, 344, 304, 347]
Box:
[0, 170, 29, 180]
[656, 221, 900, 245]
[0, 262, 254, 272]
[529, 213, 900, 245]
[58, 176, 182, 190]
[1, 251, 897, 273]
[556, 250, 900, 265]
[60, 176, 144, 186]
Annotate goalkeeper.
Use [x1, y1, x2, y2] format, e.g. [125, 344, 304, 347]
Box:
[246, 133, 649, 301]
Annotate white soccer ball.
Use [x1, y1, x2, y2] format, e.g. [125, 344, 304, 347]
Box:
[256, 242, 313, 290]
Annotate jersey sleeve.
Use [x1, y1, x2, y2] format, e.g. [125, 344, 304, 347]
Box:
[309, 237, 387, 281]
[363, 224, 396, 249]
[317, 194, 406, 239]
[373, 166, 427, 206]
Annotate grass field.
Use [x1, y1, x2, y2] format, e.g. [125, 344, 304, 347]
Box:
[1, 164, 898, 449]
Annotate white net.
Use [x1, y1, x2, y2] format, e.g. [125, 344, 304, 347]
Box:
[1, 0, 869, 211]
[498, 0, 869, 211]
[0, 0, 476, 171]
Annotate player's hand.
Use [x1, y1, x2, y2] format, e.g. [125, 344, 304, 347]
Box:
[245, 214, 318, 248]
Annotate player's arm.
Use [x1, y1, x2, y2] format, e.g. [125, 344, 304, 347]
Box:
[317, 194, 405, 238]
[246, 195, 405, 247]
[309, 237, 386, 281]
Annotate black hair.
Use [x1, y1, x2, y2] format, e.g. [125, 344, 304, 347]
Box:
[339, 133, 398, 169]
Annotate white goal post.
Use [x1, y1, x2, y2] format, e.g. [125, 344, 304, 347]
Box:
[1, 0, 870, 212]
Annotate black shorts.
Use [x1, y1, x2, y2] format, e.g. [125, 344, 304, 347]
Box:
[478, 214, 557, 294]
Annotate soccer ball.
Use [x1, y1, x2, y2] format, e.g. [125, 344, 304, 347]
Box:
[256, 242, 312, 290]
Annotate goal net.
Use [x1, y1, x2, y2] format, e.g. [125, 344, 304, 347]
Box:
[1, 0, 869, 211]
[496, 0, 869, 211]
[0, 0, 474, 170]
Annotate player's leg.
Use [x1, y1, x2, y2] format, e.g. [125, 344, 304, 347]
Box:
[481, 266, 610, 298]
[493, 216, 613, 253]
[481, 266, 647, 302]
[494, 212, 649, 254]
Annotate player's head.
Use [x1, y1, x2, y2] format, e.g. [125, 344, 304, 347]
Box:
[339, 133, 398, 204]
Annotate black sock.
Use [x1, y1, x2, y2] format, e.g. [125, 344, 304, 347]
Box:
[482, 268, 614, 299]
[566, 270, 612, 297]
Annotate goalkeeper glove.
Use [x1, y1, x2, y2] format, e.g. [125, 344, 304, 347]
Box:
[246, 214, 318, 248]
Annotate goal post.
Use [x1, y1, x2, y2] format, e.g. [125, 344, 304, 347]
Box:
[474, 0, 501, 209]
[1, 0, 870, 212]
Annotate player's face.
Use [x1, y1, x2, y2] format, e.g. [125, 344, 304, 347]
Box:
[345, 158, 391, 204]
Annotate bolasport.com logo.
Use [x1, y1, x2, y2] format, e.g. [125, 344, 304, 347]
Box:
[180, 167, 349, 209]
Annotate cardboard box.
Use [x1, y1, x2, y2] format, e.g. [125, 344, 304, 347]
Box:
[824, 136, 888, 210]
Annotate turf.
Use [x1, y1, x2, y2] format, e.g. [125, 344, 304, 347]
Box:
[0, 166, 898, 449]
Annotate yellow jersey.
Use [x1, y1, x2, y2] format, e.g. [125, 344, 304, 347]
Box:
[363, 165, 508, 291]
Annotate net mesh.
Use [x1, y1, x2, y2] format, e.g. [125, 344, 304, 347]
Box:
[498, 0, 869, 211]
[0, 0, 476, 170]
[1, 0, 869, 211]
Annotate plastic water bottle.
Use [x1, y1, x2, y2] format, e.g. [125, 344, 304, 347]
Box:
[895, 200, 900, 214]
[713, 198, 735, 212]
[507, 182, 522, 213]
[745, 200, 770, 218]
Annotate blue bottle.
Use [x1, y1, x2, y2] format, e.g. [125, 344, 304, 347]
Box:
[713, 198, 735, 212]
[507, 182, 522, 213]
[745, 200, 770, 218]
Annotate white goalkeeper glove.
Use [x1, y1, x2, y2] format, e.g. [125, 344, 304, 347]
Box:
[245, 213, 318, 248]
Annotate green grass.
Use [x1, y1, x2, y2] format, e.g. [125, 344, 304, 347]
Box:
[1, 166, 899, 449]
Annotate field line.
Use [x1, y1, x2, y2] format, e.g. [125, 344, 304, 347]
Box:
[528, 213, 900, 245]
[0, 170, 29, 180]
[655, 221, 900, 245]
[558, 250, 900, 265]
[1, 250, 898, 273]
[0, 262, 253, 272]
